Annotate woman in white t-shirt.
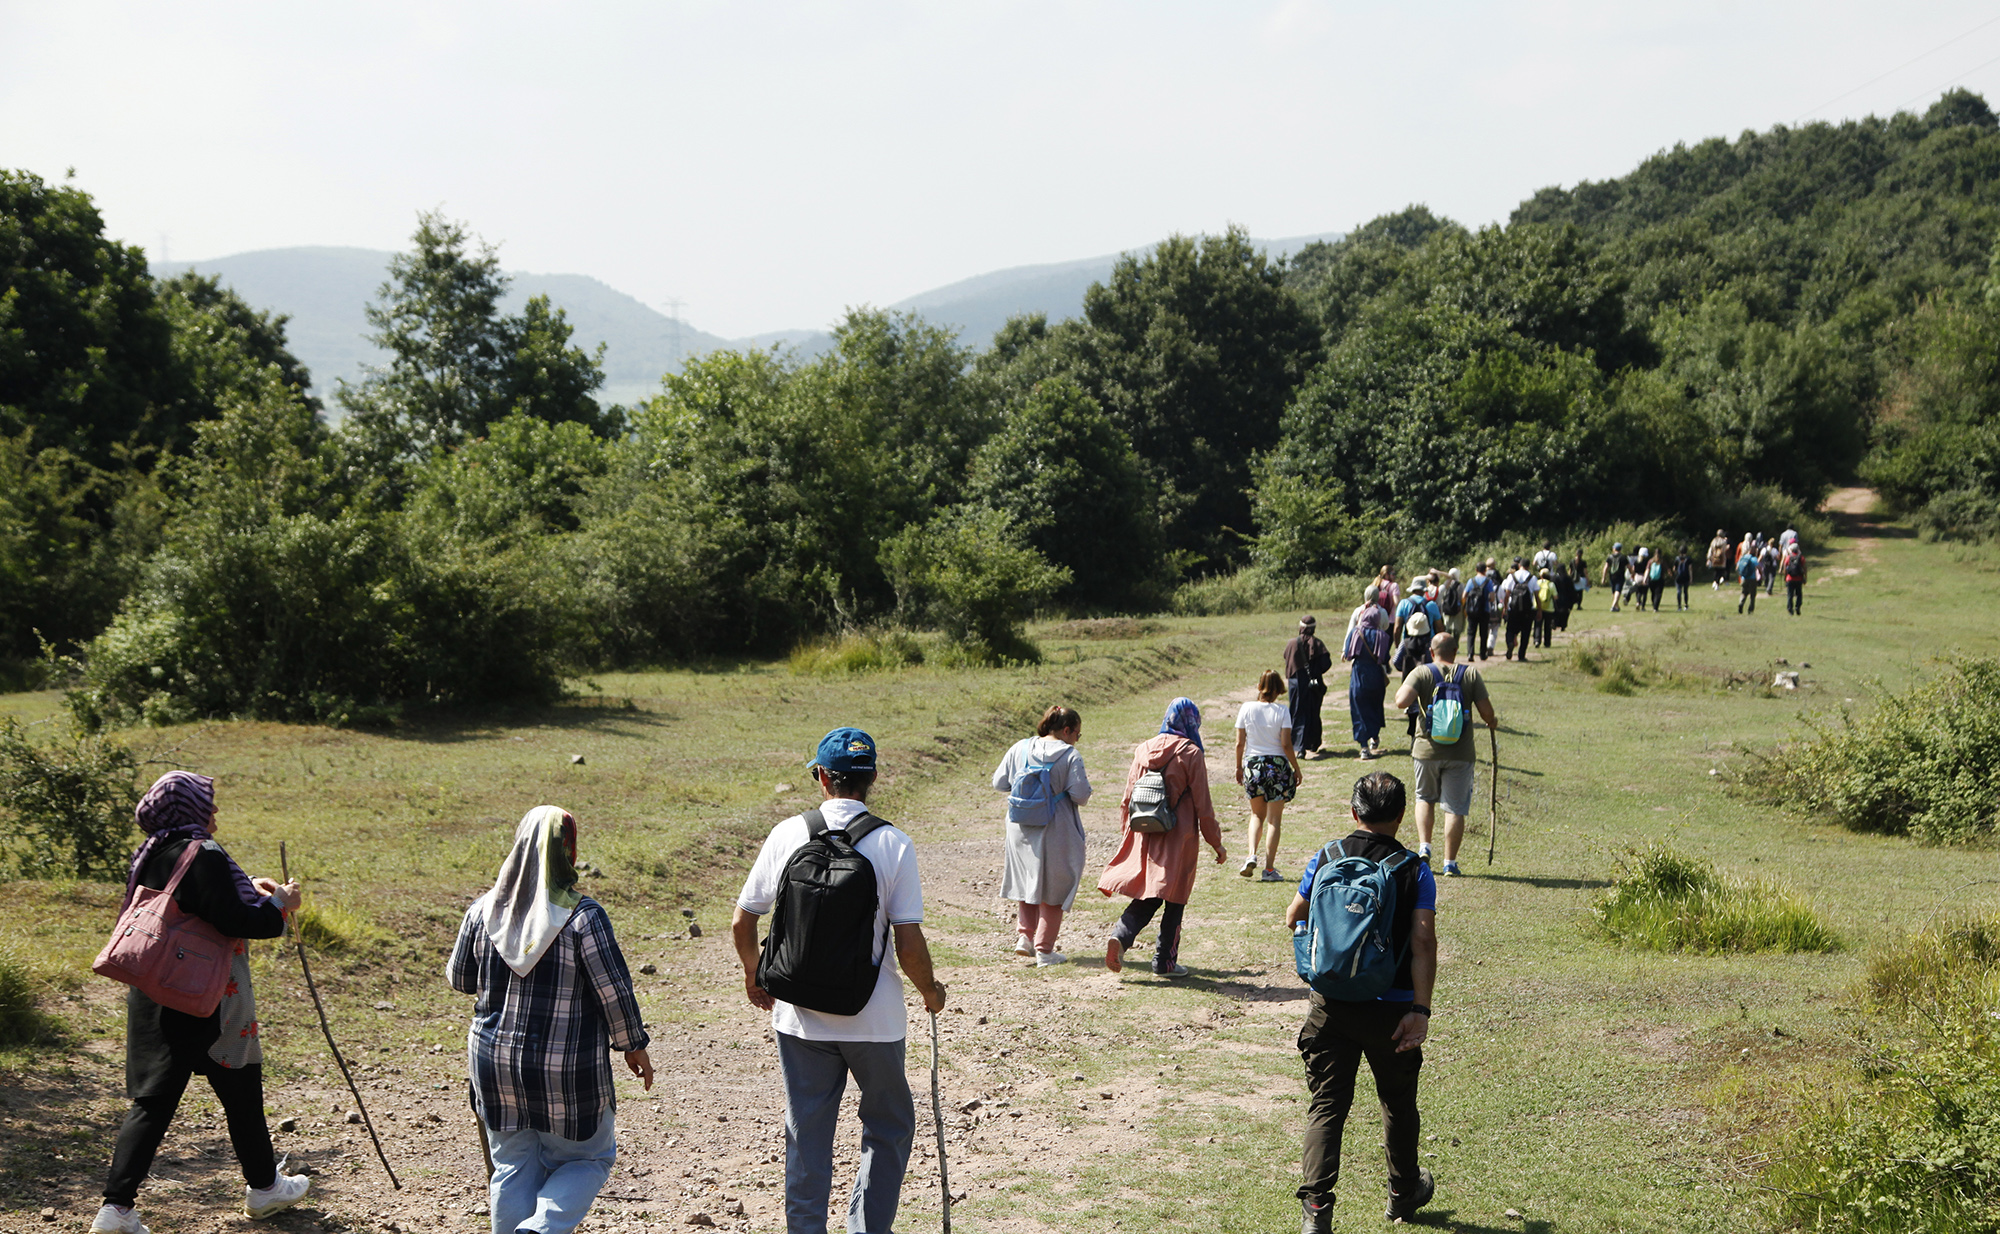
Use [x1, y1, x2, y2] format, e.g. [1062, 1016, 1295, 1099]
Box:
[1234, 670, 1304, 882]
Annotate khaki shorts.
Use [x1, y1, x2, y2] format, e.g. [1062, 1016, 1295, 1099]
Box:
[1413, 757, 1475, 817]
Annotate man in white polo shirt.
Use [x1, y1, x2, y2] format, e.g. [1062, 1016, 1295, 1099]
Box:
[731, 727, 946, 1234]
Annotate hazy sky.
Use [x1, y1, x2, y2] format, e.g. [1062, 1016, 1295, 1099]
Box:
[7, 1, 2000, 337]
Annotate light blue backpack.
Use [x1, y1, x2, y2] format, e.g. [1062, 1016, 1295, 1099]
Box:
[1007, 754, 1058, 828]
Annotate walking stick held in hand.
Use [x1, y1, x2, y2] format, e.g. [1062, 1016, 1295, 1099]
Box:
[281, 842, 402, 1189]
[930, 1010, 952, 1234]
[1486, 725, 1500, 866]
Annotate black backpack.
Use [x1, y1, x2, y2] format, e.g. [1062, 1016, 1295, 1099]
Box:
[1505, 576, 1535, 617]
[1438, 578, 1462, 616]
[756, 809, 890, 1015]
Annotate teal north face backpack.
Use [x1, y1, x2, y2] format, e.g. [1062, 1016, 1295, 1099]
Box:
[1294, 840, 1416, 1001]
[1007, 753, 1058, 828]
[1424, 662, 1467, 745]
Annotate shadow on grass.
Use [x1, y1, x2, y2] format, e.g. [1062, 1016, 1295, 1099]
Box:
[1412, 1211, 1555, 1233]
[1474, 873, 1613, 891]
[370, 698, 681, 745]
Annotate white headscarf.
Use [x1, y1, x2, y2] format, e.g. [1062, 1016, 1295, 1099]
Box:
[478, 806, 583, 977]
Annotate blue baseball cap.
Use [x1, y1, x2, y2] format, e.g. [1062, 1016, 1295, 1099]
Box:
[808, 727, 877, 775]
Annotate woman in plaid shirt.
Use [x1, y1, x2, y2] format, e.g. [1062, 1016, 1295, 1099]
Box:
[449, 807, 653, 1234]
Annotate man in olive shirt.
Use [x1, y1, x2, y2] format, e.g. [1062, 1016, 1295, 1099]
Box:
[1391, 632, 1498, 877]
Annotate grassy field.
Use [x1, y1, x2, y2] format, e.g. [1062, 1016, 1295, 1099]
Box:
[3, 503, 1997, 1233]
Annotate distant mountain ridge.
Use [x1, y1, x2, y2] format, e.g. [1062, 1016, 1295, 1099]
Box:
[152, 231, 1342, 411]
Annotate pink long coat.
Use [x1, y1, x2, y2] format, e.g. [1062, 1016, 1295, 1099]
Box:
[1097, 734, 1222, 904]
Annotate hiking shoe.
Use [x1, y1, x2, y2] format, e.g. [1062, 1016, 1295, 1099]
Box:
[1239, 856, 1258, 878]
[1260, 868, 1287, 882]
[1385, 1168, 1434, 1221]
[1417, 842, 1432, 860]
[1153, 964, 1190, 978]
[245, 1171, 310, 1219]
[1443, 860, 1462, 877]
[1034, 951, 1069, 967]
[1299, 1196, 1334, 1234]
[91, 1206, 148, 1234]
[1104, 937, 1124, 973]
[1013, 933, 1034, 957]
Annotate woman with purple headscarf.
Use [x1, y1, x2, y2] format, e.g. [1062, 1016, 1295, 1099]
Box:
[1097, 698, 1226, 978]
[93, 772, 307, 1234]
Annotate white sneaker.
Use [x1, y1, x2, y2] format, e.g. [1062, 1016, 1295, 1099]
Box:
[91, 1205, 148, 1234]
[1013, 933, 1033, 957]
[1238, 856, 1258, 878]
[245, 1171, 311, 1219]
[1034, 951, 1069, 967]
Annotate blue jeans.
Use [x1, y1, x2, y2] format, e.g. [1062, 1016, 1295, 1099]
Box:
[485, 1113, 616, 1234]
[777, 1033, 915, 1234]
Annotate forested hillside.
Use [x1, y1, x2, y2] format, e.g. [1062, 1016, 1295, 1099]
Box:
[7, 91, 2000, 718]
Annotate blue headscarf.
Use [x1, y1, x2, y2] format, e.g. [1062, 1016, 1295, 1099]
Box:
[1159, 697, 1204, 751]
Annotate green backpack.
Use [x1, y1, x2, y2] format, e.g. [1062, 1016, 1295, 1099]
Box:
[1424, 663, 1467, 745]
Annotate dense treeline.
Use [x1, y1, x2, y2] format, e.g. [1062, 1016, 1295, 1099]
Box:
[8, 91, 2000, 718]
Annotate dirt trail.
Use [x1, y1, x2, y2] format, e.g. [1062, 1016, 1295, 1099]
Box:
[1819, 486, 1885, 579]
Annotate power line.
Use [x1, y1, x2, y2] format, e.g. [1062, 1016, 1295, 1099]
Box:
[1897, 47, 2000, 110]
[1793, 12, 2000, 124]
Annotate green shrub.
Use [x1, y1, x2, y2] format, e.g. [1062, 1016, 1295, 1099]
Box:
[1766, 916, 2000, 1233]
[1918, 489, 2000, 544]
[0, 717, 139, 880]
[1735, 658, 2000, 844]
[879, 506, 1068, 658]
[788, 629, 927, 676]
[1170, 568, 1367, 617]
[294, 899, 391, 954]
[1590, 846, 1839, 954]
[0, 956, 52, 1047]
[1561, 635, 1672, 694]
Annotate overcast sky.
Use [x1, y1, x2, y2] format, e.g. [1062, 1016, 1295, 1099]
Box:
[6, 1, 2000, 337]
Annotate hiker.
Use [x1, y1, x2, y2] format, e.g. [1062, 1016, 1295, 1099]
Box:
[1673, 546, 1693, 611]
[1783, 540, 1807, 615]
[1283, 616, 1333, 760]
[1393, 583, 1440, 644]
[1708, 528, 1731, 590]
[1498, 558, 1536, 662]
[1100, 698, 1227, 978]
[1462, 563, 1495, 661]
[451, 807, 653, 1234]
[1602, 542, 1629, 612]
[1533, 566, 1556, 648]
[1779, 525, 1798, 554]
[1644, 547, 1667, 612]
[1736, 543, 1762, 614]
[731, 727, 945, 1234]
[1287, 771, 1439, 1230]
[1236, 671, 1305, 883]
[1569, 547, 1591, 609]
[1531, 540, 1559, 574]
[1344, 585, 1394, 760]
[991, 705, 1093, 966]
[95, 772, 309, 1234]
[1392, 609, 1433, 677]
[1760, 537, 1781, 596]
[1373, 565, 1399, 611]
[1392, 632, 1498, 878]
[1631, 548, 1652, 612]
[1437, 568, 1466, 648]
[1551, 558, 1575, 635]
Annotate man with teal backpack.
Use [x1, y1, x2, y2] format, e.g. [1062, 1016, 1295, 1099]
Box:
[1285, 771, 1438, 1231]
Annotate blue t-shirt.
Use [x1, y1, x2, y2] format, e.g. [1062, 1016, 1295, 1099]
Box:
[1297, 843, 1437, 1003]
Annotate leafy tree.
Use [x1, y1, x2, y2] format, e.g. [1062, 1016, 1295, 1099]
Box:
[1287, 206, 1462, 344]
[157, 271, 318, 415]
[0, 715, 138, 879]
[963, 376, 1165, 610]
[879, 505, 1069, 656]
[339, 212, 610, 466]
[408, 412, 612, 541]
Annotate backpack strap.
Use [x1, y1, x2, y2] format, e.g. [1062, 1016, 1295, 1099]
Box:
[802, 808, 827, 836]
[843, 813, 889, 845]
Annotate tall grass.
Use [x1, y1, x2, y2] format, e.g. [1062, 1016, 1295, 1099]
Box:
[1561, 635, 1674, 695]
[295, 899, 392, 955]
[0, 952, 53, 1047]
[1735, 657, 2000, 844]
[1765, 915, 2000, 1234]
[788, 629, 928, 675]
[1590, 846, 1840, 954]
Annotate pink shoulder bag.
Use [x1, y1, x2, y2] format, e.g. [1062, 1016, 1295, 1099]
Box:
[93, 841, 234, 1016]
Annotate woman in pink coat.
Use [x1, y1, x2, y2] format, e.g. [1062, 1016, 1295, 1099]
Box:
[1099, 698, 1227, 978]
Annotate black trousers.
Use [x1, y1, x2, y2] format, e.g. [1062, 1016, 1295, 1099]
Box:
[1533, 611, 1553, 647]
[1467, 611, 1492, 659]
[1112, 898, 1185, 974]
[105, 1061, 275, 1206]
[1739, 578, 1758, 613]
[1297, 998, 1423, 1204]
[1675, 581, 1690, 610]
[1288, 676, 1326, 754]
[1786, 580, 1804, 614]
[1504, 614, 1532, 659]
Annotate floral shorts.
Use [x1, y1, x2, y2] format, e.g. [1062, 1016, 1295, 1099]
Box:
[1243, 755, 1298, 803]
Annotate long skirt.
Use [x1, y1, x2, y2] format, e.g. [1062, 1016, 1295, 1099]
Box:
[1348, 657, 1387, 744]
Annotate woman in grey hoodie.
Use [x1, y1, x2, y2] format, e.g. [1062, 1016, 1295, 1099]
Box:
[991, 705, 1093, 966]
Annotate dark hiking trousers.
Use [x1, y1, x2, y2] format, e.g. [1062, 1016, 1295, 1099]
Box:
[1296, 998, 1423, 1206]
[1504, 614, 1532, 659]
[1786, 580, 1804, 615]
[1739, 578, 1757, 614]
[1112, 899, 1185, 974]
[1288, 676, 1326, 755]
[106, 1062, 275, 1206]
[1467, 609, 1492, 659]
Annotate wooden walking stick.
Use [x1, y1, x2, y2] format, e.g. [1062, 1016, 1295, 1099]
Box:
[930, 1010, 952, 1234]
[1486, 726, 1500, 866]
[281, 843, 401, 1189]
